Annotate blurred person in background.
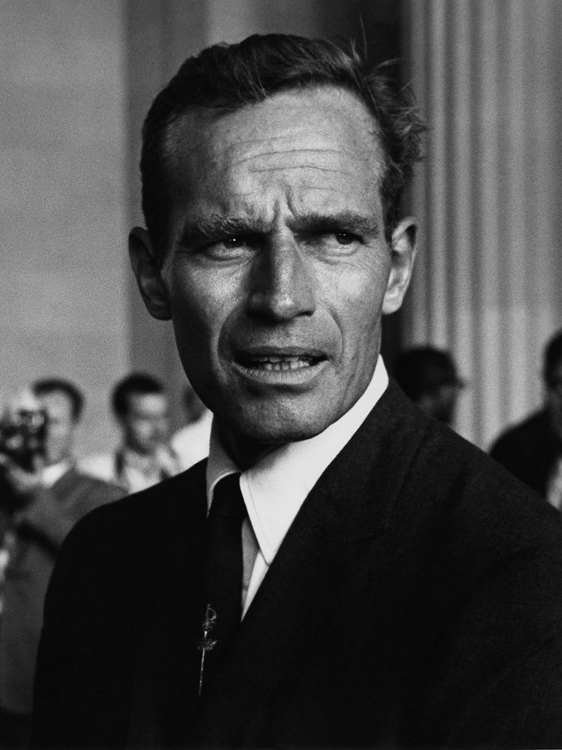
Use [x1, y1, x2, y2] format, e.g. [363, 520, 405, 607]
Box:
[490, 328, 562, 507]
[80, 372, 182, 494]
[0, 378, 123, 748]
[392, 346, 464, 426]
[171, 380, 212, 470]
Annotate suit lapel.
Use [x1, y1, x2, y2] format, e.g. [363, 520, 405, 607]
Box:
[127, 463, 208, 748]
[192, 382, 429, 746]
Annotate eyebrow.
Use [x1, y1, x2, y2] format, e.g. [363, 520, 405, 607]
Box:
[177, 210, 380, 246]
[177, 216, 268, 246]
[286, 211, 380, 237]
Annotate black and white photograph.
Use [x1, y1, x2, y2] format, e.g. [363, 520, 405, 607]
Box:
[1, 1, 562, 748]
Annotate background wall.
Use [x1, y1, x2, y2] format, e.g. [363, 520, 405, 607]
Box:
[0, 0, 128, 455]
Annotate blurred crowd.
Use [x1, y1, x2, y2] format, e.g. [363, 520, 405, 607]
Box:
[391, 329, 562, 510]
[0, 373, 211, 746]
[1, 328, 561, 745]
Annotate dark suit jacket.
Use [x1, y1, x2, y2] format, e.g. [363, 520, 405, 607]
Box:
[32, 383, 562, 748]
[490, 408, 562, 497]
[0, 467, 124, 714]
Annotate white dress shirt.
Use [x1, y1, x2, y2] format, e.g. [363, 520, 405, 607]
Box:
[79, 446, 182, 494]
[41, 460, 72, 488]
[206, 356, 389, 617]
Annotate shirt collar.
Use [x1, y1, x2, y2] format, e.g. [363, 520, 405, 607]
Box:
[41, 460, 72, 488]
[206, 356, 388, 564]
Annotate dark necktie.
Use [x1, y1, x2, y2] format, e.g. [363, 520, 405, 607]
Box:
[198, 473, 245, 694]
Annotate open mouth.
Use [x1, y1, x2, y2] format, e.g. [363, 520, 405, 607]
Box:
[244, 355, 320, 372]
[236, 352, 325, 373]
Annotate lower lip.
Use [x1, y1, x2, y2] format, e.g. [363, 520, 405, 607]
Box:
[232, 359, 328, 387]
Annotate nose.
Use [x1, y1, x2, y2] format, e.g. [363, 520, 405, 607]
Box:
[247, 235, 316, 322]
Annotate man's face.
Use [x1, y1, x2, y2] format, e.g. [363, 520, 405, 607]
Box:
[131, 87, 416, 465]
[546, 361, 562, 439]
[38, 390, 77, 466]
[120, 393, 170, 456]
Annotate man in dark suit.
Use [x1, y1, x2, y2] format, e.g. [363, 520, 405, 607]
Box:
[0, 379, 124, 747]
[32, 35, 562, 749]
[491, 328, 562, 506]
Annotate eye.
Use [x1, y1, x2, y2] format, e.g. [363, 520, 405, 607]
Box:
[202, 235, 259, 260]
[333, 232, 357, 245]
[222, 237, 246, 248]
[305, 230, 361, 255]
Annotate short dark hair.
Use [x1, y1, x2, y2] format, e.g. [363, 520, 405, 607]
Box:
[112, 373, 165, 417]
[32, 378, 85, 421]
[544, 329, 562, 383]
[140, 33, 425, 253]
[392, 347, 460, 402]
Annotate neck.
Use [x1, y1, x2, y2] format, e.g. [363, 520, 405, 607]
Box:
[44, 455, 71, 468]
[216, 423, 277, 471]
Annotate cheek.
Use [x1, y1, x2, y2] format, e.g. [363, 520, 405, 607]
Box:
[167, 275, 234, 394]
[48, 427, 65, 443]
[322, 246, 390, 298]
[169, 266, 230, 332]
[168, 280, 215, 357]
[321, 262, 389, 346]
[170, 267, 247, 362]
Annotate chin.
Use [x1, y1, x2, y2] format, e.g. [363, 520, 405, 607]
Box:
[236, 409, 336, 447]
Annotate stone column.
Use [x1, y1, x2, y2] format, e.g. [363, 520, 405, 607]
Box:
[402, 0, 562, 448]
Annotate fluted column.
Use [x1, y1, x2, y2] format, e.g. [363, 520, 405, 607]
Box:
[402, 0, 562, 449]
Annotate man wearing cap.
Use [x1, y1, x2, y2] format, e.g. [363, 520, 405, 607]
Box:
[392, 346, 464, 426]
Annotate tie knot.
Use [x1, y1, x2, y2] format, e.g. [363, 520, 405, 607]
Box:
[210, 473, 245, 520]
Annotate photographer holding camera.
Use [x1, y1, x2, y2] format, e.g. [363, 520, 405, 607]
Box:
[0, 378, 124, 748]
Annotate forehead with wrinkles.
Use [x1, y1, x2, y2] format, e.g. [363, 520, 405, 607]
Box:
[163, 86, 385, 209]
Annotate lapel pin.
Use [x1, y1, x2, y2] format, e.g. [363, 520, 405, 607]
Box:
[197, 603, 217, 696]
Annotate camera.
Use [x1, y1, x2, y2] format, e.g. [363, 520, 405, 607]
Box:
[0, 393, 47, 471]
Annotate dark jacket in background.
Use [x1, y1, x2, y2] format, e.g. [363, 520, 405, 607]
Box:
[0, 467, 123, 715]
[32, 383, 562, 748]
[490, 408, 562, 497]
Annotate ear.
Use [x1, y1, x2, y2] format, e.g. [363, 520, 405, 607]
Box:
[129, 227, 172, 321]
[382, 217, 418, 315]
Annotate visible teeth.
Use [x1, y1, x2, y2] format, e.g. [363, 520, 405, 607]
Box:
[250, 356, 313, 371]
